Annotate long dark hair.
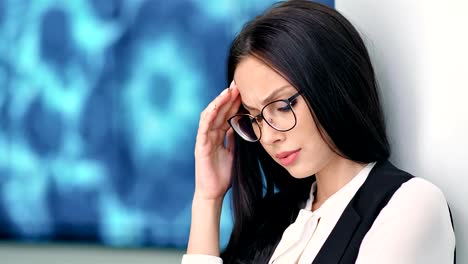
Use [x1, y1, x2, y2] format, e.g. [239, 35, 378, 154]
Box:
[221, 1, 390, 263]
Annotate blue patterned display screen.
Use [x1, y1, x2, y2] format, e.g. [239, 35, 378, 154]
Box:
[0, 0, 332, 249]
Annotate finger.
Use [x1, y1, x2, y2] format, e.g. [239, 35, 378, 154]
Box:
[200, 81, 238, 130]
[196, 87, 233, 145]
[197, 103, 217, 142]
[225, 127, 236, 153]
[209, 80, 236, 114]
[197, 81, 237, 140]
[211, 81, 239, 128]
[224, 93, 242, 119]
[212, 87, 240, 129]
[209, 79, 236, 112]
[199, 87, 230, 126]
[219, 95, 242, 132]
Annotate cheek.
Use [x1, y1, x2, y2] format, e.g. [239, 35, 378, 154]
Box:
[293, 105, 332, 155]
[294, 104, 319, 138]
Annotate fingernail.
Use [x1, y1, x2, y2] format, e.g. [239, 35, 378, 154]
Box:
[230, 80, 236, 89]
[220, 88, 229, 95]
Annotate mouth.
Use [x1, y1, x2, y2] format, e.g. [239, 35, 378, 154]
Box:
[276, 148, 301, 166]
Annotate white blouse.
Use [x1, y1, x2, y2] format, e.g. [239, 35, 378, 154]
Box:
[182, 162, 456, 264]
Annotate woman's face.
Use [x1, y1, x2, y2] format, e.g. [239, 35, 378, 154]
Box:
[233, 56, 337, 178]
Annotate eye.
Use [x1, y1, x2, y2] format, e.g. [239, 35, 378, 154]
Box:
[290, 97, 299, 106]
[278, 104, 292, 112]
[277, 97, 298, 112]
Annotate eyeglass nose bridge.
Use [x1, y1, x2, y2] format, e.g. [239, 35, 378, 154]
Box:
[253, 113, 268, 126]
[256, 109, 294, 130]
[251, 113, 287, 142]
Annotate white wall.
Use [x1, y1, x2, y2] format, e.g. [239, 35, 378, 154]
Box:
[336, 0, 468, 262]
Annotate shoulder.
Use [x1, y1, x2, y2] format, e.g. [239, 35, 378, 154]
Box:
[370, 176, 455, 243]
[357, 177, 456, 263]
[364, 161, 447, 210]
[373, 176, 453, 227]
[389, 177, 449, 214]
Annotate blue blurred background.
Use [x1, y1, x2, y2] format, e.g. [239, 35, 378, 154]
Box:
[0, 0, 332, 250]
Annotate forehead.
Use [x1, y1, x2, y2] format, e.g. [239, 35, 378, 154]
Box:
[233, 56, 292, 104]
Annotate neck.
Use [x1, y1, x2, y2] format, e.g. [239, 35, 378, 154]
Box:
[313, 155, 367, 206]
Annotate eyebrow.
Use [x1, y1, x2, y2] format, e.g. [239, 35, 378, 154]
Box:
[242, 85, 292, 111]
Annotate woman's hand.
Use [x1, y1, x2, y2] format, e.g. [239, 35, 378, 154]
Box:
[188, 82, 241, 255]
[194, 81, 241, 200]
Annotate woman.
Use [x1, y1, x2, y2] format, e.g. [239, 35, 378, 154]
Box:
[182, 1, 456, 263]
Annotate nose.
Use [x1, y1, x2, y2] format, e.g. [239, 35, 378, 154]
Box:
[259, 120, 284, 145]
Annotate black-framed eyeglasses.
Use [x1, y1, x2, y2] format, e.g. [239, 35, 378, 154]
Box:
[227, 91, 303, 142]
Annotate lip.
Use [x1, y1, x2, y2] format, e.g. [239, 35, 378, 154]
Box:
[276, 148, 301, 166]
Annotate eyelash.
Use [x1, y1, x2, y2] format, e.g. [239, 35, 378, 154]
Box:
[278, 98, 298, 112]
[242, 95, 299, 114]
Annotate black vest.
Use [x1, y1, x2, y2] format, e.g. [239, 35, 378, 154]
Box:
[312, 160, 414, 263]
[225, 160, 455, 263]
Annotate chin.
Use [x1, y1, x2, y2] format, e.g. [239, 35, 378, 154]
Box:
[286, 166, 316, 179]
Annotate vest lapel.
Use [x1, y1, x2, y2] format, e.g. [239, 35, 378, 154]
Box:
[312, 205, 361, 264]
[311, 160, 414, 264]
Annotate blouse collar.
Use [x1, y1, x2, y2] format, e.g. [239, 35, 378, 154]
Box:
[304, 162, 377, 215]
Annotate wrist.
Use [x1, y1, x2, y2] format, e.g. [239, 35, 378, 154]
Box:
[192, 192, 224, 208]
[188, 192, 224, 256]
[193, 190, 226, 204]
